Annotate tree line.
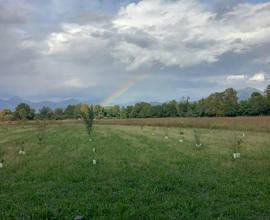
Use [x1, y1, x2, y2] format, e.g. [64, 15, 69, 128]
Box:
[1, 85, 270, 121]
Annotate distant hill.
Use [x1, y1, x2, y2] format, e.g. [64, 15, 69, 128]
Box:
[0, 87, 265, 112]
[236, 87, 264, 101]
[0, 96, 100, 112]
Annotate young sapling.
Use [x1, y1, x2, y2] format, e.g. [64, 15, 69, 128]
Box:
[165, 127, 169, 139]
[140, 123, 144, 133]
[179, 127, 184, 142]
[36, 131, 44, 144]
[152, 127, 155, 136]
[194, 129, 202, 146]
[19, 146, 25, 155]
[81, 104, 94, 141]
[233, 139, 243, 158]
[0, 159, 4, 168]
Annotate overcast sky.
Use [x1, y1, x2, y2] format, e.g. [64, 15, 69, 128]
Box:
[0, 0, 270, 104]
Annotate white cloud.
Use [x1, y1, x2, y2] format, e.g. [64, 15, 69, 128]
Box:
[249, 72, 266, 82]
[61, 78, 89, 88]
[227, 75, 247, 81]
[42, 0, 270, 71]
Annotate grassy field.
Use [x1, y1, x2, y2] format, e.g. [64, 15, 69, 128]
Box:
[0, 123, 270, 219]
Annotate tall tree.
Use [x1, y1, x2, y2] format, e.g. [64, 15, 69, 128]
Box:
[251, 95, 267, 115]
[0, 109, 11, 116]
[64, 105, 75, 116]
[178, 96, 190, 117]
[238, 100, 251, 116]
[39, 106, 53, 119]
[126, 106, 133, 118]
[93, 104, 102, 118]
[55, 108, 64, 116]
[15, 103, 31, 119]
[74, 104, 82, 118]
[120, 106, 127, 119]
[197, 98, 206, 117]
[113, 105, 120, 119]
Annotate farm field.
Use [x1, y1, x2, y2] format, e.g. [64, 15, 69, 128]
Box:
[0, 123, 270, 219]
[63, 116, 270, 133]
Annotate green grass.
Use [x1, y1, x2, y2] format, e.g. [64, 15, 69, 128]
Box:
[0, 124, 270, 219]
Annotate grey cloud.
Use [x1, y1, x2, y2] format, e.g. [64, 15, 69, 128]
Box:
[255, 3, 270, 13]
[212, 0, 243, 20]
[69, 10, 115, 25]
[0, 6, 23, 24]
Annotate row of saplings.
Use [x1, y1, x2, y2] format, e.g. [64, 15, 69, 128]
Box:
[0, 113, 244, 170]
[0, 123, 53, 168]
[140, 121, 244, 159]
[0, 105, 93, 169]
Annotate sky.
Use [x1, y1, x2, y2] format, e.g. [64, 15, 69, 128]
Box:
[0, 0, 270, 105]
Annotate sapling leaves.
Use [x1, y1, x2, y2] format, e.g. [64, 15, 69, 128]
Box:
[36, 131, 45, 143]
[234, 139, 243, 153]
[81, 104, 94, 139]
[194, 129, 202, 145]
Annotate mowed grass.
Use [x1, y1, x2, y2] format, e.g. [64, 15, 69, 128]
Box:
[0, 124, 270, 219]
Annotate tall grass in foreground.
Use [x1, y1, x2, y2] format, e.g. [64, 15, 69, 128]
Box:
[0, 124, 270, 219]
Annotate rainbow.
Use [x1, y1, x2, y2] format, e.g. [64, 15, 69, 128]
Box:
[101, 72, 152, 106]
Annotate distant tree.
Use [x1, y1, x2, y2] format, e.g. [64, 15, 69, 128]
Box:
[126, 106, 133, 118]
[197, 98, 206, 117]
[170, 99, 179, 114]
[0, 109, 11, 116]
[251, 95, 267, 115]
[129, 102, 149, 118]
[238, 100, 251, 116]
[224, 88, 239, 106]
[223, 102, 237, 116]
[99, 107, 106, 118]
[55, 108, 64, 116]
[205, 94, 215, 116]
[151, 105, 164, 118]
[113, 105, 120, 119]
[19, 108, 28, 119]
[162, 103, 178, 117]
[93, 104, 101, 118]
[29, 109, 36, 119]
[39, 106, 53, 119]
[64, 105, 75, 117]
[178, 96, 190, 117]
[106, 106, 114, 118]
[264, 84, 270, 95]
[264, 84, 270, 114]
[138, 104, 152, 118]
[74, 104, 82, 118]
[120, 106, 127, 119]
[251, 92, 262, 98]
[188, 101, 199, 117]
[81, 104, 90, 117]
[15, 103, 31, 119]
[213, 92, 224, 117]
